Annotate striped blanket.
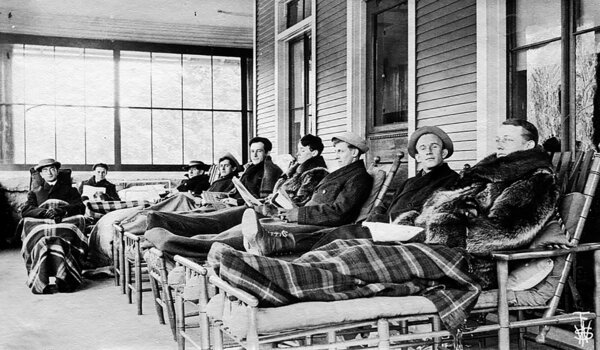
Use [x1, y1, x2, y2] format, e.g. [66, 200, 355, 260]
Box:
[208, 239, 481, 331]
[21, 214, 87, 294]
[85, 200, 150, 220]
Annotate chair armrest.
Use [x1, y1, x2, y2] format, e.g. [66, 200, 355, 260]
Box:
[491, 242, 600, 261]
[124, 231, 142, 241]
[174, 255, 208, 276]
[113, 223, 124, 233]
[209, 275, 260, 307]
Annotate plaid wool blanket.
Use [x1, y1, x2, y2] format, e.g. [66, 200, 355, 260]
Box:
[21, 215, 88, 294]
[85, 200, 150, 220]
[208, 239, 481, 331]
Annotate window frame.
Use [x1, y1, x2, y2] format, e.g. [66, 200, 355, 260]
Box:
[507, 0, 600, 151]
[0, 33, 252, 171]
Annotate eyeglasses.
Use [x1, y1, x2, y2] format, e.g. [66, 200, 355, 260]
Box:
[41, 166, 57, 173]
[495, 136, 521, 144]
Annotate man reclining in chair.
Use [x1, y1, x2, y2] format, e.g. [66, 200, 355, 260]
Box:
[21, 158, 87, 293]
[207, 119, 561, 332]
[144, 132, 371, 257]
[243, 126, 460, 254]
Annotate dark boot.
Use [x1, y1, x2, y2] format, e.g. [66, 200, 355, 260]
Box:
[241, 209, 295, 256]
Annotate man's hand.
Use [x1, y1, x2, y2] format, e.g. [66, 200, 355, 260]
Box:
[277, 208, 298, 222]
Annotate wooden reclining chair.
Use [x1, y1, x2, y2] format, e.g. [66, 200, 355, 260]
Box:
[154, 153, 405, 349]
[179, 148, 600, 350]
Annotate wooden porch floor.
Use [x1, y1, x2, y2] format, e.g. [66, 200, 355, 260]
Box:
[0, 247, 592, 350]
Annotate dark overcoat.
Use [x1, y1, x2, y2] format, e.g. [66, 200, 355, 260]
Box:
[22, 179, 85, 219]
[239, 156, 283, 200]
[367, 162, 459, 223]
[177, 174, 211, 195]
[274, 155, 328, 207]
[207, 173, 237, 193]
[297, 160, 373, 226]
[79, 176, 120, 201]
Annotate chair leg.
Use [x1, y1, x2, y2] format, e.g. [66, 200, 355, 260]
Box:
[212, 321, 224, 350]
[517, 310, 526, 350]
[149, 272, 165, 324]
[119, 234, 126, 294]
[432, 316, 441, 350]
[176, 291, 186, 350]
[134, 250, 143, 315]
[125, 257, 133, 304]
[377, 319, 390, 350]
[111, 240, 120, 287]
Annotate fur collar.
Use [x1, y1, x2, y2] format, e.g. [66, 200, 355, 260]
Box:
[457, 148, 552, 186]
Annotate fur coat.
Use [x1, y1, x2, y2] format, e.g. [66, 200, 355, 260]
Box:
[274, 155, 328, 206]
[414, 148, 559, 288]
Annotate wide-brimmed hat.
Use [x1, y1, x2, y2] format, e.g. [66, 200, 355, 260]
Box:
[34, 158, 61, 172]
[218, 152, 241, 170]
[332, 132, 369, 153]
[407, 126, 454, 159]
[92, 163, 109, 171]
[183, 160, 211, 172]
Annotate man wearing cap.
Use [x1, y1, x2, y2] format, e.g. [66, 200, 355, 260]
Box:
[143, 132, 371, 258]
[206, 152, 241, 193]
[242, 126, 459, 255]
[78, 163, 120, 201]
[21, 158, 85, 219]
[176, 160, 211, 196]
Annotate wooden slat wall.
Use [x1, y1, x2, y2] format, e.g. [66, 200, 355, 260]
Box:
[255, 0, 277, 142]
[415, 0, 477, 169]
[315, 0, 347, 159]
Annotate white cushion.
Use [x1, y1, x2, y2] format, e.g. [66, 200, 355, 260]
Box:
[507, 258, 554, 291]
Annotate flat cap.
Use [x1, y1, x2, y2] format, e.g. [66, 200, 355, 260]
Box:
[332, 132, 369, 153]
[407, 126, 454, 159]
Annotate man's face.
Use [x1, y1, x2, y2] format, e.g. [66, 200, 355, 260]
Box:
[94, 167, 108, 182]
[250, 142, 267, 165]
[40, 166, 58, 183]
[219, 159, 235, 177]
[334, 142, 357, 167]
[188, 167, 202, 178]
[414, 133, 447, 172]
[296, 142, 316, 164]
[495, 125, 534, 157]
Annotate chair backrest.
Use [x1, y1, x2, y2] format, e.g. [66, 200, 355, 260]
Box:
[355, 153, 404, 223]
[540, 148, 600, 329]
[29, 168, 72, 191]
[207, 164, 220, 184]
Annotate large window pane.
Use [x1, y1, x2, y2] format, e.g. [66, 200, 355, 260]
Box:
[374, 4, 408, 126]
[514, 0, 561, 47]
[577, 0, 600, 31]
[213, 112, 242, 164]
[24, 45, 55, 105]
[183, 111, 213, 163]
[575, 31, 600, 150]
[152, 53, 182, 108]
[85, 49, 114, 107]
[120, 51, 151, 107]
[121, 108, 151, 164]
[55, 47, 85, 106]
[25, 105, 55, 162]
[514, 41, 562, 144]
[152, 109, 183, 164]
[183, 55, 212, 109]
[213, 57, 241, 110]
[55, 106, 85, 163]
[86, 107, 115, 164]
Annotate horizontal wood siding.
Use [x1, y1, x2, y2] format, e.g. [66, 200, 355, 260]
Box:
[415, 0, 477, 169]
[316, 0, 347, 159]
[255, 0, 276, 142]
